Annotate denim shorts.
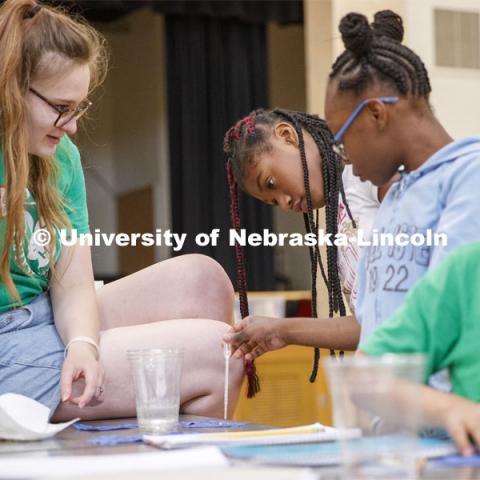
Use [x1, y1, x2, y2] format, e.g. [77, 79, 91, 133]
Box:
[0, 293, 64, 416]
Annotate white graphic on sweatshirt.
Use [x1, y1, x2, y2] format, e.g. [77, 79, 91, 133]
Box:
[5, 188, 57, 280]
[0, 187, 6, 217]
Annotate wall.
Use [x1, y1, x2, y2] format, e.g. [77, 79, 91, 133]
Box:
[77, 8, 171, 277]
[267, 22, 310, 290]
[304, 0, 480, 138]
[405, 0, 480, 138]
[77, 50, 117, 276]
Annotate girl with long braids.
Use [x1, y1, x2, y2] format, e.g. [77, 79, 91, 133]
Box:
[223, 108, 395, 383]
[0, 0, 243, 420]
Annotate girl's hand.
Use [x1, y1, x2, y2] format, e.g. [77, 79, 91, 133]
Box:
[439, 395, 480, 456]
[223, 316, 288, 361]
[61, 342, 104, 408]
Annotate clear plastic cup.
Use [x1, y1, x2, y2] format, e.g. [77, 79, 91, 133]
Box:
[325, 354, 426, 479]
[127, 348, 184, 434]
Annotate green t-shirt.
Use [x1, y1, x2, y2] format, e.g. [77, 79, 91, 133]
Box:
[0, 135, 90, 312]
[360, 242, 480, 402]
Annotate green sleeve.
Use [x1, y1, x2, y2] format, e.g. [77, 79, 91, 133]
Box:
[359, 253, 461, 383]
[56, 136, 90, 235]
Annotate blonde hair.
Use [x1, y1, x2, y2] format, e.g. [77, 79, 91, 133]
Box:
[0, 0, 108, 303]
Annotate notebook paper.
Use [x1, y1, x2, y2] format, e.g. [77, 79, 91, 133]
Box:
[144, 423, 360, 449]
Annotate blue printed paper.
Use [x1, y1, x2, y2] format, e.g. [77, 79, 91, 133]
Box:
[223, 436, 456, 467]
[73, 422, 138, 431]
[434, 454, 480, 466]
[179, 420, 248, 428]
[74, 419, 247, 432]
[89, 435, 143, 446]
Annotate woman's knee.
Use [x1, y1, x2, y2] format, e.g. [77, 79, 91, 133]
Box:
[172, 254, 234, 319]
[186, 254, 233, 293]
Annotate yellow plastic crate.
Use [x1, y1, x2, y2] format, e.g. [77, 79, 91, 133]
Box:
[233, 346, 334, 427]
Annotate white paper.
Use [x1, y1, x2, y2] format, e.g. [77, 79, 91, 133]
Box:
[40, 466, 318, 480]
[0, 393, 78, 441]
[0, 447, 229, 478]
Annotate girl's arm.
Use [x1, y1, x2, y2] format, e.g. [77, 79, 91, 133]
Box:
[224, 314, 360, 360]
[50, 243, 103, 408]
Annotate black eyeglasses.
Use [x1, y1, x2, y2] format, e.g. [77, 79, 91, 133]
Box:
[29, 88, 92, 128]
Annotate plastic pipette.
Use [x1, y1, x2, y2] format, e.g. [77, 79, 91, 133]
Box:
[223, 343, 231, 420]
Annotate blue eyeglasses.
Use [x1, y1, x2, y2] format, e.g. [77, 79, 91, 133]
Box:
[332, 96, 399, 162]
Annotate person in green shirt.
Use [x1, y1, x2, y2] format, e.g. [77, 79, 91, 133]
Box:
[0, 0, 243, 420]
[360, 242, 480, 455]
[0, 134, 90, 311]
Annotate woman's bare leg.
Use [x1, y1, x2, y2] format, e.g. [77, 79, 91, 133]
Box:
[52, 319, 244, 421]
[97, 254, 235, 330]
[52, 254, 244, 421]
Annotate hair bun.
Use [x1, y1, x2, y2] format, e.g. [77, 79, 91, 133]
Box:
[339, 13, 373, 58]
[23, 4, 42, 20]
[372, 10, 404, 42]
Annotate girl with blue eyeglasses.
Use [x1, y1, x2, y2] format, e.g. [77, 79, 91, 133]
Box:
[324, 10, 480, 345]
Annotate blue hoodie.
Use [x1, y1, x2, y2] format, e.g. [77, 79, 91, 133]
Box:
[356, 137, 480, 342]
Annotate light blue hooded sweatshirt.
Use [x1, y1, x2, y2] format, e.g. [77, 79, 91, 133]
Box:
[356, 137, 480, 343]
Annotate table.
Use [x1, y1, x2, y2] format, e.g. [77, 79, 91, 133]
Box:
[0, 416, 479, 479]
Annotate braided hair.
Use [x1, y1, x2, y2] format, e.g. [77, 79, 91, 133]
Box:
[224, 109, 356, 387]
[330, 10, 431, 98]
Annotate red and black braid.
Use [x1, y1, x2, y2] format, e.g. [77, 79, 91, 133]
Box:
[225, 117, 260, 397]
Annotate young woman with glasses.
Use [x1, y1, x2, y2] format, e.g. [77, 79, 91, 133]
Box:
[0, 0, 243, 421]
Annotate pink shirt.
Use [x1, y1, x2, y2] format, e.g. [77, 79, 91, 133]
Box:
[337, 166, 379, 312]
